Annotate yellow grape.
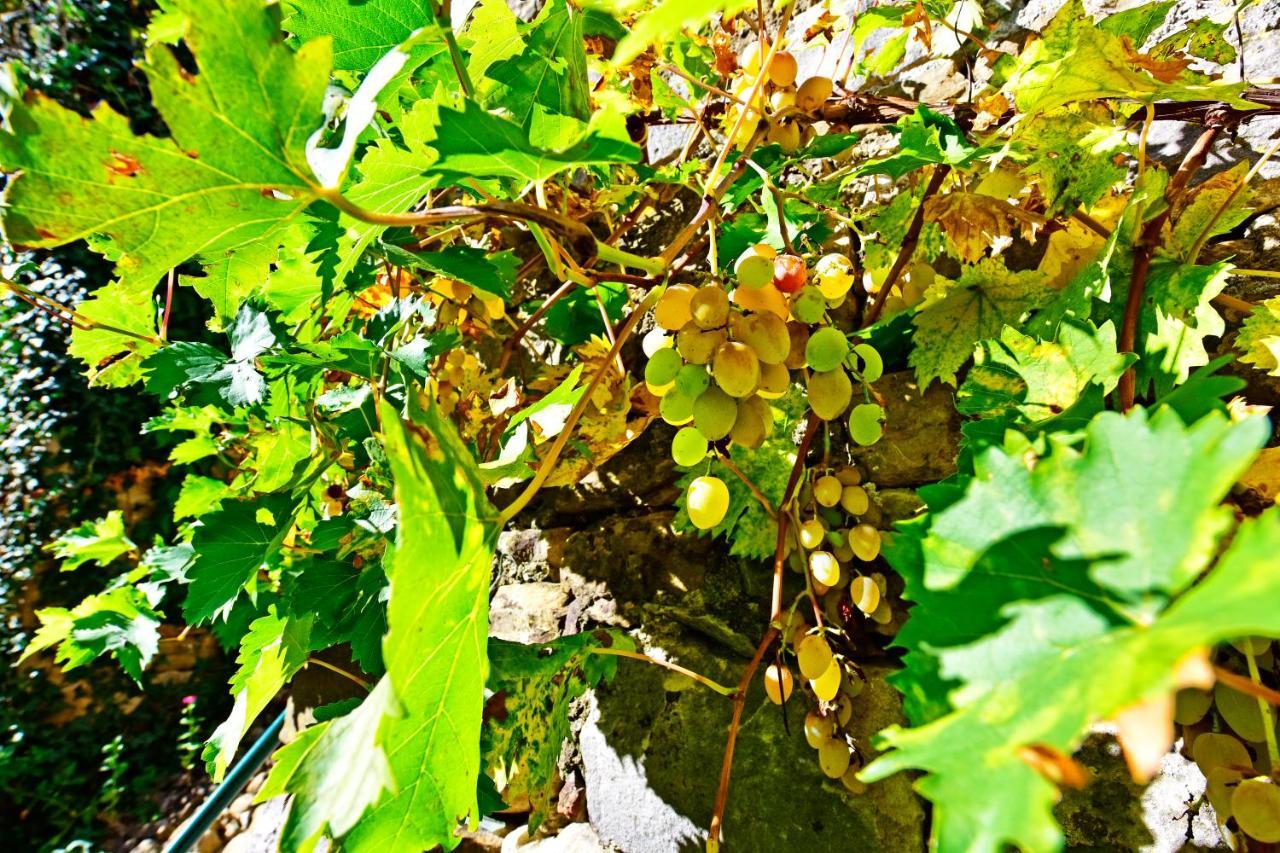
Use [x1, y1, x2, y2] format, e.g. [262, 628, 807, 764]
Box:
[798, 518, 826, 550]
[849, 575, 881, 615]
[756, 361, 791, 398]
[729, 395, 768, 448]
[740, 40, 767, 75]
[841, 766, 866, 794]
[687, 475, 730, 529]
[766, 120, 801, 153]
[804, 711, 835, 749]
[735, 311, 791, 364]
[869, 600, 893, 625]
[840, 484, 869, 516]
[770, 88, 797, 112]
[676, 323, 727, 364]
[654, 283, 696, 330]
[641, 326, 671, 358]
[690, 284, 730, 329]
[733, 282, 790, 320]
[811, 657, 842, 702]
[814, 253, 855, 300]
[712, 341, 761, 398]
[764, 663, 794, 704]
[692, 385, 738, 440]
[796, 76, 833, 112]
[797, 633, 834, 679]
[807, 368, 852, 420]
[814, 474, 843, 508]
[849, 523, 880, 561]
[836, 466, 862, 486]
[835, 693, 854, 727]
[768, 50, 798, 87]
[809, 550, 841, 586]
[833, 541, 855, 563]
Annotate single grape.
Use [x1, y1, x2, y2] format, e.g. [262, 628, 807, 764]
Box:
[735, 311, 791, 364]
[814, 254, 855, 300]
[770, 88, 797, 112]
[674, 364, 711, 397]
[853, 343, 883, 383]
[833, 541, 855, 563]
[840, 484, 869, 516]
[733, 281, 790, 320]
[756, 361, 791, 398]
[814, 474, 843, 508]
[753, 243, 778, 260]
[796, 633, 834, 680]
[740, 40, 766, 75]
[840, 766, 866, 794]
[809, 550, 841, 587]
[1233, 779, 1280, 842]
[645, 347, 682, 386]
[811, 658, 842, 703]
[735, 249, 775, 289]
[768, 50, 798, 87]
[849, 523, 880, 562]
[659, 388, 695, 425]
[691, 284, 730, 329]
[764, 663, 794, 704]
[849, 575, 881, 615]
[641, 326, 670, 358]
[791, 286, 828, 324]
[869, 600, 892, 625]
[692, 385, 739, 440]
[798, 518, 826, 550]
[687, 475, 730, 530]
[766, 120, 800, 153]
[836, 466, 862, 486]
[796, 76, 833, 112]
[835, 693, 854, 727]
[806, 327, 850, 372]
[804, 711, 835, 749]
[807, 368, 853, 420]
[773, 255, 807, 293]
[729, 395, 768, 448]
[654, 283, 696, 331]
[849, 403, 885, 446]
[712, 341, 761, 398]
[676, 323, 727, 364]
[671, 427, 709, 467]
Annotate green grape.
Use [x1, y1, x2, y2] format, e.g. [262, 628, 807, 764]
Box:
[805, 327, 850, 372]
[811, 658, 842, 703]
[756, 361, 791, 398]
[849, 523, 880, 561]
[735, 311, 791, 364]
[644, 347, 682, 386]
[804, 711, 835, 749]
[687, 475, 730, 529]
[674, 364, 711, 397]
[735, 249, 775, 289]
[1173, 689, 1212, 725]
[849, 575, 880, 615]
[798, 518, 825, 550]
[690, 284, 730, 329]
[853, 343, 883, 383]
[692, 386, 739, 440]
[654, 283, 697, 331]
[791, 286, 828, 324]
[807, 368, 852, 420]
[659, 388, 695, 425]
[814, 474, 842, 507]
[796, 633, 834, 680]
[814, 253, 855, 300]
[677, 323, 727, 364]
[764, 663, 794, 704]
[712, 341, 761, 398]
[1233, 779, 1280, 842]
[849, 403, 885, 446]
[671, 427, 709, 467]
[809, 550, 841, 587]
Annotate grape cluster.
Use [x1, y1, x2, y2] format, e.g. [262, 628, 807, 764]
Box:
[723, 42, 835, 153]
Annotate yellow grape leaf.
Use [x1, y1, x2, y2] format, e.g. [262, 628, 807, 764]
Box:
[1236, 295, 1280, 376]
[1238, 446, 1280, 504]
[924, 193, 1044, 264]
[1168, 162, 1251, 259]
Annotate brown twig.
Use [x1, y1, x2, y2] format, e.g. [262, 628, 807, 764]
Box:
[862, 164, 951, 327]
[1215, 664, 1280, 707]
[1118, 123, 1223, 410]
[717, 451, 776, 518]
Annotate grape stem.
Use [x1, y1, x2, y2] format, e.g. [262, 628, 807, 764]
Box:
[716, 451, 776, 518]
[861, 163, 950, 327]
[590, 647, 736, 697]
[306, 657, 371, 691]
[1243, 650, 1280, 766]
[1213, 664, 1280, 706]
[0, 276, 164, 346]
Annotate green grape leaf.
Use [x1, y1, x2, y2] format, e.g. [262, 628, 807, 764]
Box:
[47, 510, 137, 572]
[143, 302, 277, 407]
[957, 321, 1130, 422]
[1237, 295, 1280, 376]
[869, 468, 1280, 853]
[175, 474, 231, 520]
[1167, 162, 1251, 259]
[910, 260, 1050, 388]
[204, 608, 313, 779]
[1136, 258, 1230, 397]
[610, 0, 755, 66]
[184, 495, 293, 624]
[1016, 105, 1129, 216]
[856, 107, 995, 180]
[1097, 0, 1174, 43]
[20, 586, 162, 685]
[67, 278, 162, 387]
[284, 0, 436, 73]
[375, 241, 519, 300]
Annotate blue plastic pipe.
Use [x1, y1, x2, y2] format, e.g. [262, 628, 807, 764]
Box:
[163, 710, 287, 853]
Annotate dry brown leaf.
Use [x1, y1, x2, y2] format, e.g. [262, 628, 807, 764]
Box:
[1121, 36, 1194, 83]
[1017, 744, 1088, 789]
[924, 192, 1045, 263]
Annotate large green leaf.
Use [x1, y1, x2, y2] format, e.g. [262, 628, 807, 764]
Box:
[184, 495, 292, 624]
[284, 0, 436, 73]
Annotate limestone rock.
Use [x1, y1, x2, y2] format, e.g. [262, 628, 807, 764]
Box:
[851, 371, 960, 488]
[490, 582, 570, 644]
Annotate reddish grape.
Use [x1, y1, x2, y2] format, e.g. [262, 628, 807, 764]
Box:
[772, 254, 807, 293]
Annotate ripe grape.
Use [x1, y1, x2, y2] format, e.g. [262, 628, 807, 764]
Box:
[654, 283, 696, 330]
[840, 766, 866, 794]
[766, 120, 800, 153]
[692, 385, 739, 440]
[712, 341, 761, 398]
[687, 475, 730, 530]
[805, 327, 850, 372]
[729, 395, 768, 448]
[735, 248, 775, 289]
[784, 323, 810, 369]
[756, 361, 790, 398]
[1233, 779, 1280, 842]
[798, 518, 825, 550]
[674, 364, 711, 397]
[804, 711, 835, 749]
[869, 600, 892, 625]
[796, 633, 834, 679]
[659, 388, 695, 425]
[849, 523, 880, 561]
[791, 286, 828, 324]
[740, 40, 766, 75]
[814, 474, 842, 507]
[735, 311, 790, 364]
[809, 550, 841, 587]
[645, 347, 682, 386]
[836, 466, 862, 486]
[796, 76, 833, 112]
[733, 281, 790, 320]
[768, 50, 798, 87]
[852, 343, 883, 383]
[671, 427, 709, 467]
[835, 693, 854, 727]
[773, 254, 807, 293]
[811, 658, 842, 702]
[807, 368, 852, 420]
[849, 402, 885, 446]
[676, 323, 726, 364]
[840, 484, 869, 516]
[764, 663, 794, 705]
[770, 88, 797, 112]
[849, 575, 881, 615]
[690, 284, 730, 329]
[814, 254, 855, 300]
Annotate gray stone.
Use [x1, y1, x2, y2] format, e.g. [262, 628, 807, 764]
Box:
[851, 371, 961, 488]
[490, 582, 570, 643]
[504, 820, 614, 852]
